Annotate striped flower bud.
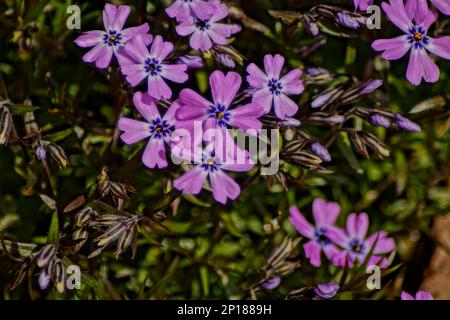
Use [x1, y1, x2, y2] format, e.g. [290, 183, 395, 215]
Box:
[38, 268, 51, 290]
[311, 142, 331, 162]
[0, 106, 12, 145]
[37, 244, 57, 268]
[53, 259, 66, 294]
[47, 142, 70, 168]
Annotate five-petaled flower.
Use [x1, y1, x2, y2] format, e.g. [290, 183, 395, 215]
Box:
[289, 199, 342, 267]
[328, 212, 396, 268]
[173, 143, 254, 204]
[175, 0, 241, 51]
[372, 0, 450, 86]
[247, 54, 304, 120]
[166, 0, 216, 22]
[176, 70, 265, 137]
[121, 35, 189, 100]
[118, 92, 180, 168]
[74, 4, 152, 69]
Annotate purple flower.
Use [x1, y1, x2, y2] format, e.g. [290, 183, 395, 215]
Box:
[306, 68, 328, 76]
[121, 35, 189, 100]
[369, 113, 392, 128]
[177, 55, 204, 69]
[118, 92, 180, 168]
[176, 70, 265, 134]
[372, 0, 450, 86]
[395, 114, 421, 132]
[314, 282, 340, 299]
[406, 0, 450, 17]
[246, 54, 304, 120]
[262, 277, 282, 290]
[173, 144, 253, 204]
[311, 142, 331, 162]
[353, 0, 374, 11]
[175, 1, 241, 52]
[401, 290, 433, 300]
[166, 0, 216, 22]
[74, 4, 152, 69]
[289, 199, 342, 267]
[328, 212, 396, 268]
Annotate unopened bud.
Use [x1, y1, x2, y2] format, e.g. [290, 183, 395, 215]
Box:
[0, 106, 13, 145]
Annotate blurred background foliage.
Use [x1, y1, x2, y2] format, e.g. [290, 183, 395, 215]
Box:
[0, 0, 449, 300]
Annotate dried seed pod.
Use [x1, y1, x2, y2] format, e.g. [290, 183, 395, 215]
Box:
[110, 181, 129, 200]
[311, 87, 344, 109]
[285, 151, 323, 169]
[339, 79, 383, 105]
[37, 244, 56, 268]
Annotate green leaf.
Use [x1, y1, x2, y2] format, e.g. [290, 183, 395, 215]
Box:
[199, 266, 210, 297]
[143, 189, 182, 215]
[47, 211, 60, 246]
[46, 128, 74, 143]
[9, 104, 40, 114]
[25, 0, 51, 23]
[337, 133, 363, 174]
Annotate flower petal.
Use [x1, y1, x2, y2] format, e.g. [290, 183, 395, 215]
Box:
[118, 118, 151, 144]
[142, 138, 168, 168]
[281, 69, 304, 94]
[161, 64, 188, 83]
[210, 70, 242, 107]
[381, 0, 413, 33]
[312, 198, 341, 228]
[228, 103, 265, 132]
[289, 205, 314, 238]
[406, 49, 439, 86]
[74, 30, 103, 48]
[303, 240, 322, 267]
[427, 36, 450, 60]
[346, 212, 369, 239]
[264, 54, 285, 79]
[252, 88, 273, 113]
[371, 36, 411, 60]
[148, 76, 172, 100]
[273, 93, 298, 120]
[133, 92, 160, 121]
[150, 35, 174, 61]
[246, 63, 267, 88]
[210, 170, 241, 204]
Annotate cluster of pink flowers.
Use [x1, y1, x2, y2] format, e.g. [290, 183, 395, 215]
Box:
[74, 2, 304, 205]
[289, 198, 396, 268]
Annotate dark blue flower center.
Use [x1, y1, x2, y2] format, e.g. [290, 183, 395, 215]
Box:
[349, 238, 365, 255]
[208, 104, 230, 127]
[267, 78, 283, 96]
[184, 0, 194, 2]
[200, 151, 221, 173]
[149, 118, 174, 139]
[408, 26, 429, 49]
[103, 30, 122, 47]
[144, 57, 163, 77]
[195, 19, 211, 32]
[314, 228, 331, 247]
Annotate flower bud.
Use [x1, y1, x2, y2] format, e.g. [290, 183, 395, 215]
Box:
[0, 106, 12, 145]
[359, 131, 390, 158]
[311, 87, 344, 109]
[38, 268, 51, 290]
[53, 259, 66, 293]
[314, 282, 339, 299]
[369, 113, 391, 128]
[307, 113, 345, 125]
[311, 142, 331, 162]
[47, 142, 70, 168]
[75, 207, 96, 228]
[395, 115, 421, 132]
[261, 277, 281, 290]
[37, 244, 56, 268]
[177, 55, 203, 70]
[339, 79, 383, 105]
[349, 131, 369, 159]
[336, 12, 360, 29]
[288, 151, 323, 169]
[302, 15, 319, 36]
[217, 53, 236, 68]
